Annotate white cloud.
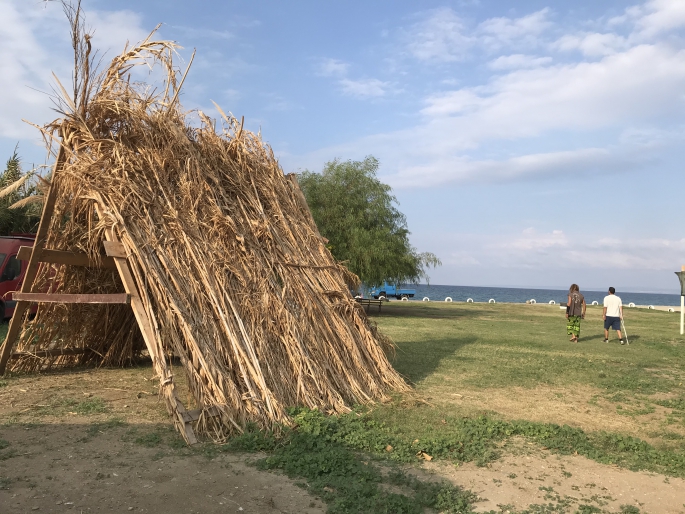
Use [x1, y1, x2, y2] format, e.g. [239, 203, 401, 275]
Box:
[339, 78, 390, 98]
[496, 231, 685, 271]
[316, 58, 390, 100]
[422, 43, 685, 129]
[444, 228, 685, 272]
[477, 8, 552, 50]
[406, 7, 473, 62]
[488, 54, 553, 70]
[317, 58, 349, 77]
[553, 33, 628, 57]
[0, 1, 148, 141]
[289, 33, 685, 188]
[405, 8, 553, 63]
[611, 0, 685, 38]
[495, 228, 569, 253]
[388, 147, 633, 188]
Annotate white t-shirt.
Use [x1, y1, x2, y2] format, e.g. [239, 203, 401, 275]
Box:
[603, 295, 622, 317]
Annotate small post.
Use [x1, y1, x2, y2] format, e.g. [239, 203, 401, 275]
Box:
[681, 266, 685, 336]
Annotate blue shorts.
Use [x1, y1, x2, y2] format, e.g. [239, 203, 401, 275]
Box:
[604, 316, 621, 330]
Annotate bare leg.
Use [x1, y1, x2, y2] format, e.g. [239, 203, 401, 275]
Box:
[617, 330, 622, 339]
[604, 329, 609, 340]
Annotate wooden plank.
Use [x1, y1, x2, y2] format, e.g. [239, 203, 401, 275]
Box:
[10, 347, 93, 359]
[103, 240, 127, 259]
[16, 246, 32, 261]
[12, 292, 130, 304]
[0, 145, 66, 374]
[95, 204, 198, 445]
[182, 406, 220, 423]
[17, 246, 117, 269]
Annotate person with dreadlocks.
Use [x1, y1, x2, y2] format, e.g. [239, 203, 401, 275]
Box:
[566, 284, 586, 343]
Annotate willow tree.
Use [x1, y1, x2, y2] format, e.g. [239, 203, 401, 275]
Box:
[298, 156, 440, 287]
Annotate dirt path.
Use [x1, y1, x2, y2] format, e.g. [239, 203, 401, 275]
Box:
[0, 423, 325, 514]
[421, 439, 685, 513]
[0, 368, 325, 514]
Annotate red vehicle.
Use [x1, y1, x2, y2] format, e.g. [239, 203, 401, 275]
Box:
[0, 234, 36, 320]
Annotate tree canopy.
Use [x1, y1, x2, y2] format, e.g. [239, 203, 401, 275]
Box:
[0, 150, 44, 236]
[298, 156, 440, 287]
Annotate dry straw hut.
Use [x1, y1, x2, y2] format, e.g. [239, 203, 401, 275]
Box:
[0, 27, 409, 443]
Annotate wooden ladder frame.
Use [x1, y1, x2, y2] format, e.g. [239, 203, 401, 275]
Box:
[0, 148, 199, 444]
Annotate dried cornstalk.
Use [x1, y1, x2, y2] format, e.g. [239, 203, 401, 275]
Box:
[9, 31, 410, 441]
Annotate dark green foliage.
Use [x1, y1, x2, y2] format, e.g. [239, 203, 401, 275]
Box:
[0, 149, 42, 236]
[298, 157, 440, 286]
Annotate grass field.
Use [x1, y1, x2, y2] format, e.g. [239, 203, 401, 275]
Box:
[375, 302, 685, 450]
[1, 302, 685, 513]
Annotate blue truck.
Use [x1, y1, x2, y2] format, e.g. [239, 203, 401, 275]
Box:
[369, 282, 416, 300]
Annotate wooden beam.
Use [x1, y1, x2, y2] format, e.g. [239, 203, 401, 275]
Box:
[12, 293, 130, 304]
[95, 204, 198, 445]
[10, 347, 93, 359]
[17, 246, 117, 269]
[103, 240, 127, 259]
[0, 145, 66, 374]
[182, 406, 220, 423]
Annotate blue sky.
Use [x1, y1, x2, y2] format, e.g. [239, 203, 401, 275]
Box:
[2, 0, 684, 292]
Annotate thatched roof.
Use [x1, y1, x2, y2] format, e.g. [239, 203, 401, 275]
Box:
[7, 32, 409, 442]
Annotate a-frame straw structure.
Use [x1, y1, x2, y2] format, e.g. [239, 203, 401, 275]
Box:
[0, 31, 409, 443]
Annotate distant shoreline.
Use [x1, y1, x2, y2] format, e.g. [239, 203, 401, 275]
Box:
[375, 284, 683, 307]
[418, 284, 680, 296]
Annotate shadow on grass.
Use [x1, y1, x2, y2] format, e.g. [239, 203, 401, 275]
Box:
[578, 334, 641, 343]
[391, 336, 478, 383]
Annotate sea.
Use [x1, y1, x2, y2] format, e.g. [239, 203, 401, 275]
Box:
[386, 284, 681, 307]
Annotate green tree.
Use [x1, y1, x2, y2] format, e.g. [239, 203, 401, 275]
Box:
[298, 156, 440, 287]
[0, 149, 43, 235]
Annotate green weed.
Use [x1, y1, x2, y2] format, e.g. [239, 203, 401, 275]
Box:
[84, 418, 126, 439]
[74, 397, 107, 415]
[134, 432, 162, 447]
[654, 396, 685, 410]
[226, 421, 478, 514]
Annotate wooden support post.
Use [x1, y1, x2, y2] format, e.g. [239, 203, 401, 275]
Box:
[0, 146, 66, 374]
[95, 204, 198, 444]
[681, 265, 685, 336]
[0, 145, 199, 444]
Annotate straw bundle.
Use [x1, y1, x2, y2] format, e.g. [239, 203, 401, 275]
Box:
[9, 32, 409, 441]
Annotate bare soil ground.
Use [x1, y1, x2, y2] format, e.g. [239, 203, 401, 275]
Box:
[421, 438, 685, 513]
[0, 367, 325, 514]
[2, 366, 685, 513]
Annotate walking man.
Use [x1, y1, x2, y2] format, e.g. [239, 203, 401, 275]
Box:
[603, 287, 624, 344]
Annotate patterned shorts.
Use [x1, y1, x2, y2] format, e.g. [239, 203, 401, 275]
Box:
[567, 315, 581, 337]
